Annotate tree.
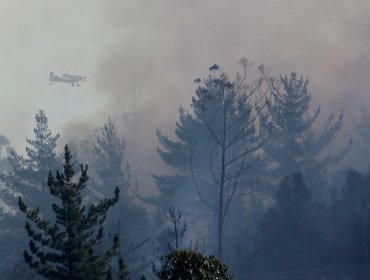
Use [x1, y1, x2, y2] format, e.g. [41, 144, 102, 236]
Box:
[155, 60, 273, 259]
[117, 257, 130, 280]
[157, 207, 187, 254]
[154, 249, 232, 280]
[255, 173, 322, 272]
[92, 117, 150, 277]
[329, 169, 370, 267]
[260, 73, 351, 195]
[165, 207, 187, 251]
[352, 107, 370, 170]
[25, 110, 60, 175]
[0, 135, 10, 174]
[18, 145, 121, 280]
[1, 109, 60, 209]
[0, 111, 61, 277]
[0, 134, 11, 214]
[92, 117, 127, 194]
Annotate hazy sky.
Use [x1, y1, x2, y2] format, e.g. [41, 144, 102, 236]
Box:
[1, 0, 370, 191]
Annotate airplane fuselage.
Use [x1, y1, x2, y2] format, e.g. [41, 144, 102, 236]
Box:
[48, 72, 86, 86]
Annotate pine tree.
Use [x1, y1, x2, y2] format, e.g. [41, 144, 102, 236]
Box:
[260, 73, 351, 193]
[93, 117, 126, 193]
[18, 145, 121, 280]
[92, 117, 150, 277]
[25, 110, 60, 175]
[1, 109, 60, 209]
[353, 107, 370, 170]
[256, 173, 322, 272]
[0, 110, 61, 276]
[154, 60, 273, 259]
[329, 169, 370, 266]
[153, 105, 207, 209]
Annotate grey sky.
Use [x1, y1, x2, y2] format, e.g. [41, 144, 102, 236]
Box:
[1, 0, 370, 191]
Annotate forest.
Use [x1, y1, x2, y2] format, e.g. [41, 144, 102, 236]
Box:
[1, 61, 370, 280]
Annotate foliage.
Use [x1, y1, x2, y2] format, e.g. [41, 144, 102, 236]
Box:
[329, 169, 370, 266]
[92, 117, 150, 277]
[255, 173, 323, 272]
[155, 60, 273, 259]
[0, 110, 61, 279]
[260, 73, 351, 193]
[1, 109, 60, 209]
[352, 107, 370, 170]
[0, 135, 10, 174]
[118, 257, 130, 280]
[165, 207, 187, 251]
[354, 107, 370, 153]
[18, 145, 121, 280]
[93, 117, 127, 193]
[154, 249, 232, 280]
[157, 207, 187, 254]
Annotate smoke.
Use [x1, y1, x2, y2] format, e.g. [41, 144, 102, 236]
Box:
[0, 2, 370, 275]
[79, 0, 370, 195]
[1, 0, 369, 166]
[4, 0, 356, 199]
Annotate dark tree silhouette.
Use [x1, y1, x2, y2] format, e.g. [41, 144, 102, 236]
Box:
[93, 117, 127, 194]
[1, 109, 60, 209]
[154, 249, 232, 279]
[256, 173, 324, 272]
[329, 170, 370, 267]
[92, 117, 150, 277]
[165, 207, 186, 250]
[352, 107, 370, 170]
[260, 73, 351, 195]
[157, 207, 187, 254]
[18, 145, 122, 280]
[155, 59, 273, 259]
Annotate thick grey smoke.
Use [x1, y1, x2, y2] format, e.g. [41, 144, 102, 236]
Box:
[3, 0, 367, 194]
[86, 0, 370, 194]
[1, 2, 370, 277]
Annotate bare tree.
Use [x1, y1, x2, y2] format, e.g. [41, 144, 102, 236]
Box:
[189, 59, 273, 259]
[165, 207, 187, 251]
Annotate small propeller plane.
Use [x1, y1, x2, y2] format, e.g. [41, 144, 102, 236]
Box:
[48, 72, 87, 87]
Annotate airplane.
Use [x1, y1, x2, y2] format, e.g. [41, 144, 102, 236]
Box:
[48, 72, 87, 87]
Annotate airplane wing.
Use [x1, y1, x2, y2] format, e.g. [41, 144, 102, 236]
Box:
[63, 73, 87, 82]
[49, 75, 73, 83]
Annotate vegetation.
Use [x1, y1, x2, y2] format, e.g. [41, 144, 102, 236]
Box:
[92, 117, 150, 277]
[18, 145, 122, 279]
[157, 206, 187, 254]
[1, 61, 370, 279]
[155, 60, 273, 259]
[154, 250, 232, 280]
[255, 173, 321, 272]
[260, 73, 351, 194]
[93, 116, 127, 195]
[1, 109, 60, 209]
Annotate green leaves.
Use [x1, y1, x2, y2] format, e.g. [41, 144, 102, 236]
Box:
[18, 145, 122, 280]
[155, 250, 232, 280]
